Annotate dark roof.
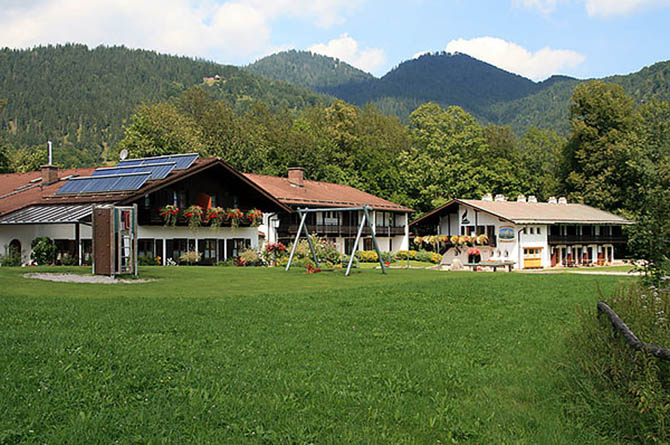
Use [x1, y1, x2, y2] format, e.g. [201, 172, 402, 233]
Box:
[412, 199, 634, 226]
[244, 173, 413, 212]
[0, 204, 92, 224]
[0, 158, 291, 219]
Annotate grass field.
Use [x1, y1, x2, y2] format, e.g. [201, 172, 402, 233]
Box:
[0, 266, 630, 443]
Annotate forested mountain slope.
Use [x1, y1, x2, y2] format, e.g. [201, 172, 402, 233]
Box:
[0, 44, 328, 163]
[247, 50, 374, 90]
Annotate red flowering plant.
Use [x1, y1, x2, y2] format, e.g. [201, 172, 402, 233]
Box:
[226, 208, 245, 228]
[159, 205, 179, 226]
[246, 209, 263, 227]
[206, 206, 225, 228]
[265, 242, 287, 254]
[265, 242, 287, 266]
[183, 205, 203, 230]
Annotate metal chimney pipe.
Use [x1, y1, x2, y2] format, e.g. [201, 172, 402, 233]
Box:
[47, 141, 53, 165]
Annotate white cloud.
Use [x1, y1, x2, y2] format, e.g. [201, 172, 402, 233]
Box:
[584, 0, 670, 17]
[308, 33, 385, 74]
[0, 0, 360, 62]
[444, 37, 585, 81]
[412, 50, 431, 59]
[514, 0, 670, 16]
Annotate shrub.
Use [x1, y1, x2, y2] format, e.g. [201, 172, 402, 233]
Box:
[31, 237, 57, 265]
[215, 259, 235, 267]
[359, 250, 379, 263]
[238, 248, 261, 266]
[59, 253, 78, 266]
[563, 281, 670, 442]
[138, 255, 160, 266]
[415, 250, 442, 264]
[178, 251, 201, 265]
[1, 246, 21, 267]
[395, 250, 417, 260]
[284, 236, 342, 268]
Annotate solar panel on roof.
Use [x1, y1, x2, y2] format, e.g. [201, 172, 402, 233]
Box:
[117, 153, 198, 170]
[55, 172, 152, 195]
[91, 162, 176, 180]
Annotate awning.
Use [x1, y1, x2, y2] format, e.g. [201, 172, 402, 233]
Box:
[0, 204, 93, 225]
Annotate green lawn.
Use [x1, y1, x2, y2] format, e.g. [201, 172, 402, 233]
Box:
[0, 266, 630, 443]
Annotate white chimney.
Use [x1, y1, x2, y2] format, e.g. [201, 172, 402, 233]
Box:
[528, 195, 537, 203]
[558, 197, 568, 205]
[517, 195, 526, 203]
[48, 140, 53, 165]
[481, 193, 493, 202]
[548, 196, 557, 204]
[494, 194, 506, 202]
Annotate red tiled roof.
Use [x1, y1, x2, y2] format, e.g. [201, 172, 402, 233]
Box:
[244, 173, 413, 212]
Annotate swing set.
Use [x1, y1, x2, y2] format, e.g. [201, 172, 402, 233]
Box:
[284, 205, 387, 276]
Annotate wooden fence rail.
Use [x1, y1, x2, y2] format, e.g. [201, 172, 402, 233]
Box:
[597, 301, 670, 361]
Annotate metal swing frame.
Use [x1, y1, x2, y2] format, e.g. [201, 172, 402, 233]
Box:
[284, 205, 387, 276]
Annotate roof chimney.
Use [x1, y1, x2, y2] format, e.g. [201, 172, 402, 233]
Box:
[528, 195, 537, 203]
[288, 167, 304, 187]
[558, 197, 568, 205]
[494, 194, 506, 202]
[41, 165, 59, 185]
[548, 196, 557, 204]
[41, 141, 58, 185]
[481, 193, 493, 202]
[516, 195, 526, 203]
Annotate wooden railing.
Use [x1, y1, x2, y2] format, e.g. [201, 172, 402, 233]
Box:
[548, 234, 626, 244]
[597, 301, 670, 360]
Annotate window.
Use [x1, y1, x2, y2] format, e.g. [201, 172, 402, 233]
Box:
[227, 238, 250, 258]
[537, 227, 541, 235]
[198, 239, 217, 264]
[138, 239, 154, 257]
[529, 227, 534, 235]
[364, 238, 373, 251]
[171, 239, 188, 260]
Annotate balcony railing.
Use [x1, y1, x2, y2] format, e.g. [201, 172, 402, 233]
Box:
[547, 234, 627, 244]
[280, 224, 405, 237]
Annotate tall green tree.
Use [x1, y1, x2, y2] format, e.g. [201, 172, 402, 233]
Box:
[518, 127, 565, 200]
[562, 80, 637, 211]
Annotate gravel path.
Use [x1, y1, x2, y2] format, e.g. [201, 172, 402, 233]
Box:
[24, 273, 154, 284]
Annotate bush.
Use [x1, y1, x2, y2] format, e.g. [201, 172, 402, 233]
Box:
[138, 255, 160, 266]
[238, 248, 261, 267]
[1, 246, 21, 267]
[284, 236, 342, 268]
[395, 250, 417, 260]
[179, 251, 202, 265]
[413, 250, 442, 264]
[58, 253, 78, 266]
[563, 281, 670, 442]
[215, 259, 235, 267]
[30, 237, 57, 265]
[359, 250, 379, 263]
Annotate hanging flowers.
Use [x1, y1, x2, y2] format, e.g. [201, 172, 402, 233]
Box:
[206, 207, 225, 228]
[226, 208, 245, 228]
[159, 205, 179, 226]
[246, 209, 263, 227]
[476, 234, 489, 245]
[183, 205, 203, 230]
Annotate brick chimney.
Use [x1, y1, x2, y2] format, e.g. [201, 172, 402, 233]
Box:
[288, 167, 304, 187]
[41, 164, 59, 185]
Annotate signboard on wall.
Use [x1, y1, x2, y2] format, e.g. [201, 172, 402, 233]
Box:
[498, 226, 515, 242]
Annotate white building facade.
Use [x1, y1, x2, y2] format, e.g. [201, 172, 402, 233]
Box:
[412, 194, 633, 269]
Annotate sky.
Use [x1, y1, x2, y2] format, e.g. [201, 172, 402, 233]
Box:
[1, 0, 669, 81]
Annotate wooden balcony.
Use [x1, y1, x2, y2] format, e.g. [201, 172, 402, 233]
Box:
[280, 224, 405, 237]
[547, 234, 626, 244]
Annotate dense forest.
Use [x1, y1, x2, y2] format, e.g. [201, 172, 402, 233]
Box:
[247, 50, 374, 90]
[0, 44, 328, 170]
[249, 50, 670, 134]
